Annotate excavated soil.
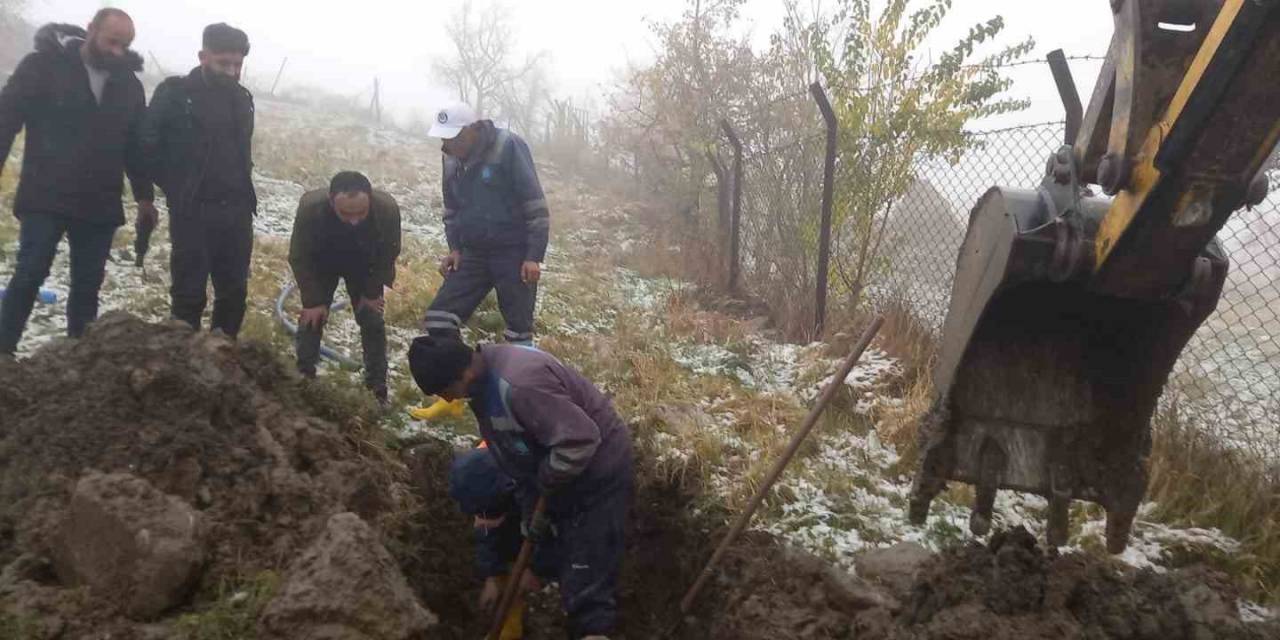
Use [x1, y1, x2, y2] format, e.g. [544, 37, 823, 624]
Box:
[691, 527, 1280, 640]
[0, 313, 420, 637]
[1, 314, 1276, 639]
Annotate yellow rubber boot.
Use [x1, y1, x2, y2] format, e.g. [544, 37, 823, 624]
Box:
[408, 398, 466, 421]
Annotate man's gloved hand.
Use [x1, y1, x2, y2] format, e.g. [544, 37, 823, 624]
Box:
[521, 508, 555, 544]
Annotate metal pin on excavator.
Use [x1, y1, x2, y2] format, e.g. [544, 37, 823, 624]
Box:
[909, 0, 1280, 553]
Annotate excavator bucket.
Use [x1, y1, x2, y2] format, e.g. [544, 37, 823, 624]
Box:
[907, 185, 1227, 552]
[908, 0, 1280, 553]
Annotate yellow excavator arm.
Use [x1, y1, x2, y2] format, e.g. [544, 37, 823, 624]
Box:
[909, 0, 1280, 553]
[1088, 0, 1280, 297]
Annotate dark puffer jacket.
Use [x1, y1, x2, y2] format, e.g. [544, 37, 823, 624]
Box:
[0, 23, 154, 225]
[140, 67, 256, 214]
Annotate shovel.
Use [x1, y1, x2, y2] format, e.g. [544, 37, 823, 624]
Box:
[487, 495, 548, 640]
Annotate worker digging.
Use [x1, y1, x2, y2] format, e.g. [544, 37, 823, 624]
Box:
[410, 335, 634, 640]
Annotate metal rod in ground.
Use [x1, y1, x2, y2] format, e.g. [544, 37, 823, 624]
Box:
[810, 82, 838, 338]
[677, 316, 885, 616]
[270, 57, 289, 96]
[487, 496, 548, 640]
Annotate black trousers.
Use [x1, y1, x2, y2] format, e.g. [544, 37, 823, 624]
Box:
[295, 274, 387, 393]
[169, 201, 254, 338]
[553, 447, 632, 638]
[424, 248, 536, 344]
[0, 213, 116, 354]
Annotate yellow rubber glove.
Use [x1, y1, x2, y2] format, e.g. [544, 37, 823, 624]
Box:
[408, 398, 467, 421]
[501, 589, 525, 640]
[485, 576, 525, 640]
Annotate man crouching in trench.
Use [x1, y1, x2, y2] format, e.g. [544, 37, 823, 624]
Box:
[409, 336, 633, 640]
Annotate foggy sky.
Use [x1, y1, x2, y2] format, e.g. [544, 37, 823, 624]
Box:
[27, 0, 1114, 128]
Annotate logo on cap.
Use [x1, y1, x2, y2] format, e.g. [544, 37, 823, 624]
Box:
[437, 111, 449, 124]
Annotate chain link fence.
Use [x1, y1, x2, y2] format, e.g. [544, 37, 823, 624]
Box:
[878, 122, 1280, 462]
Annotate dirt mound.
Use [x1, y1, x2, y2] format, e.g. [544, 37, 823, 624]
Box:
[697, 527, 1280, 640]
[0, 313, 426, 637]
[1, 313, 1275, 639]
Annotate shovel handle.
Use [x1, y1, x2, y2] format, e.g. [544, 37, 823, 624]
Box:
[487, 495, 548, 640]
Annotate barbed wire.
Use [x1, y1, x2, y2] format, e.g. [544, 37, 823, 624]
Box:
[962, 54, 1107, 71]
[968, 120, 1067, 136]
[725, 121, 1068, 159]
[758, 53, 1108, 104]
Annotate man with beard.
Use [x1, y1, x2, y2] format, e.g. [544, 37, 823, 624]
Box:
[289, 171, 401, 405]
[0, 8, 156, 357]
[141, 23, 256, 338]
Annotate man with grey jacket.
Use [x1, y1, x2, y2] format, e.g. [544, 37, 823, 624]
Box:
[408, 336, 631, 640]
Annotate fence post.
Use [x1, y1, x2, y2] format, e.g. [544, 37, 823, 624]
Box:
[810, 82, 838, 338]
[720, 119, 743, 294]
[270, 57, 288, 97]
[707, 150, 730, 265]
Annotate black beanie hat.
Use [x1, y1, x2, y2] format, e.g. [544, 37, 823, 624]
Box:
[203, 23, 250, 56]
[408, 336, 474, 396]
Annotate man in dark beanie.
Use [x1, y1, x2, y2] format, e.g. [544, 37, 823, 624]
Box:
[141, 22, 256, 338]
[0, 8, 156, 356]
[288, 171, 401, 404]
[408, 336, 632, 640]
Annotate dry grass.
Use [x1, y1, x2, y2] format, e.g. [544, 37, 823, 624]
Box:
[384, 237, 444, 330]
[660, 293, 755, 349]
[253, 106, 436, 189]
[876, 374, 933, 474]
[874, 297, 938, 384]
[1147, 396, 1280, 603]
[239, 236, 297, 353]
[618, 202, 726, 290]
[1, 138, 20, 249]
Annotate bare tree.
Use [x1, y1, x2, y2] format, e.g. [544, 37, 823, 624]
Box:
[432, 2, 548, 122]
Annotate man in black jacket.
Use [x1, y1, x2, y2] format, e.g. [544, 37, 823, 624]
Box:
[0, 9, 156, 356]
[288, 171, 401, 403]
[141, 23, 256, 338]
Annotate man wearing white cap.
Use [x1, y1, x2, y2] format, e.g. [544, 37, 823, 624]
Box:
[422, 102, 549, 349]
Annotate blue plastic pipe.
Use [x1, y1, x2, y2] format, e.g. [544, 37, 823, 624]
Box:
[0, 287, 58, 304]
[275, 282, 362, 370]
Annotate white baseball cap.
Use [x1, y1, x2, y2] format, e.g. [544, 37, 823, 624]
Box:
[429, 101, 478, 139]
